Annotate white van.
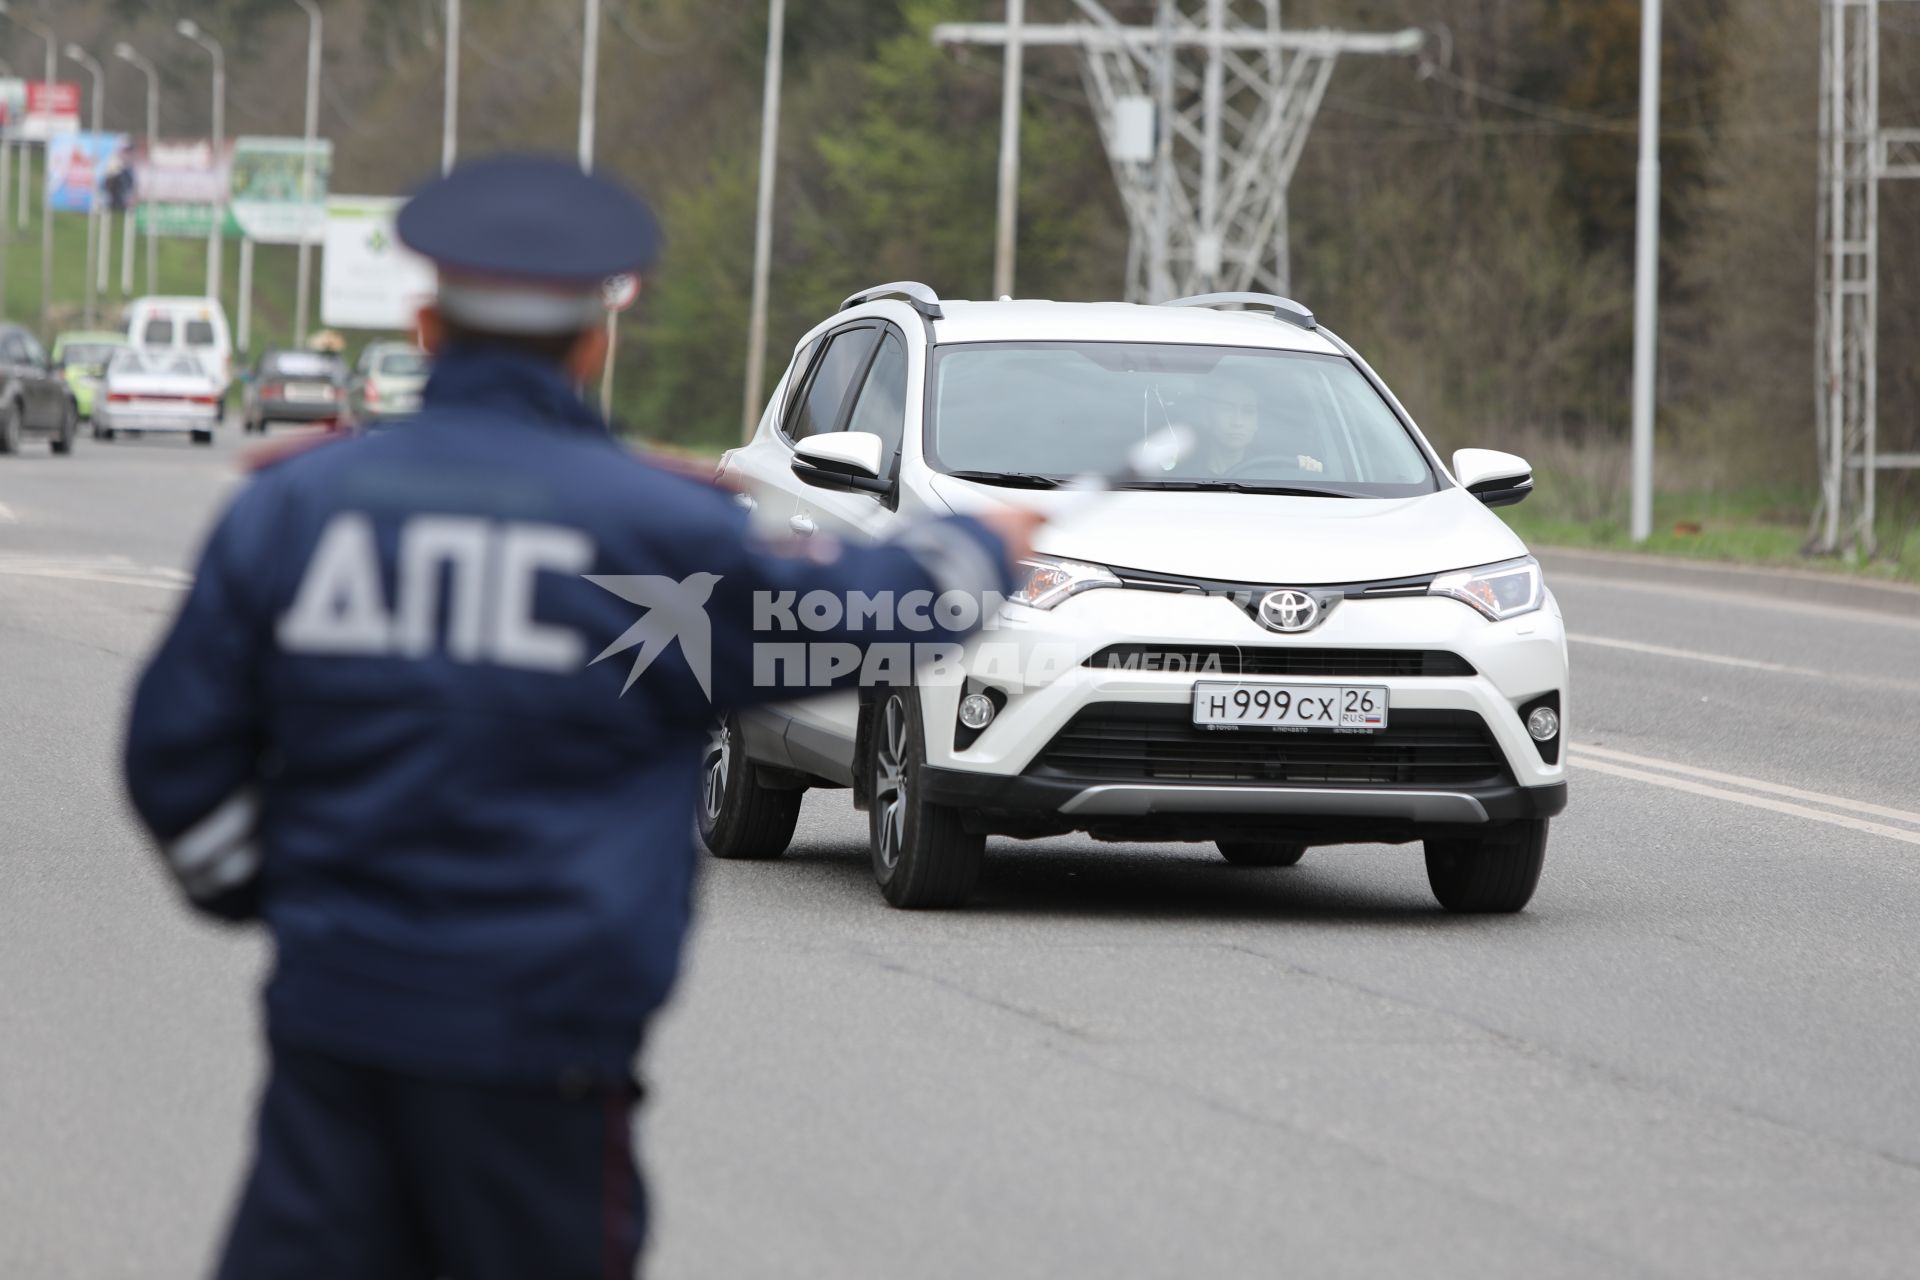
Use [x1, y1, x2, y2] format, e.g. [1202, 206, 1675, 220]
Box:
[124, 297, 235, 399]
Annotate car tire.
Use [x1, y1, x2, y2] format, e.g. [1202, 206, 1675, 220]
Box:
[1424, 819, 1548, 913]
[697, 714, 802, 860]
[0, 400, 20, 455]
[191, 430, 214, 446]
[868, 689, 985, 909]
[49, 400, 77, 456]
[1216, 839, 1307, 867]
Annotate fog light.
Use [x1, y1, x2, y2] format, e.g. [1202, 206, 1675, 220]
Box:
[958, 693, 997, 731]
[1527, 705, 1560, 742]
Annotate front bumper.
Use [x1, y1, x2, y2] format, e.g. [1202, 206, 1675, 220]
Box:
[913, 586, 1569, 839]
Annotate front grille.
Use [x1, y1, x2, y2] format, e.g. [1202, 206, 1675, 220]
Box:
[1084, 645, 1475, 678]
[1031, 705, 1511, 787]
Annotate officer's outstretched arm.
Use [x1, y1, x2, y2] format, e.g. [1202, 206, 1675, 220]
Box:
[124, 496, 273, 923]
[623, 489, 1023, 721]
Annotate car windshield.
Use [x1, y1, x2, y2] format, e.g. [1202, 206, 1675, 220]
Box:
[63, 342, 123, 370]
[111, 351, 205, 378]
[376, 351, 430, 377]
[108, 350, 152, 375]
[266, 352, 339, 378]
[927, 342, 1438, 497]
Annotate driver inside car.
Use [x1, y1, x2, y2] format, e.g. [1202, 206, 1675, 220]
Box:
[1192, 378, 1325, 477]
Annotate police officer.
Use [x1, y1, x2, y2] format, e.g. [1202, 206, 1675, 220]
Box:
[123, 154, 1040, 1279]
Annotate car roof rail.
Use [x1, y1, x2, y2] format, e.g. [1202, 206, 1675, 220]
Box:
[1160, 292, 1316, 331]
[840, 281, 944, 320]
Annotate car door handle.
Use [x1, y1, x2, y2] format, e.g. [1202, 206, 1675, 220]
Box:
[789, 512, 816, 536]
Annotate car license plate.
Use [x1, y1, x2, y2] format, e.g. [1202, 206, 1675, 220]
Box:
[285, 383, 330, 402]
[1192, 681, 1389, 732]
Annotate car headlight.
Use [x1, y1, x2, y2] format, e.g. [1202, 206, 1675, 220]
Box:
[1429, 556, 1544, 621]
[1010, 555, 1120, 610]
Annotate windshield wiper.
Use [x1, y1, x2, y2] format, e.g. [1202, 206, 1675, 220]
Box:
[1116, 479, 1365, 499]
[943, 470, 1064, 489]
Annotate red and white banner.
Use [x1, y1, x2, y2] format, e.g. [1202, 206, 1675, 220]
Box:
[20, 81, 80, 142]
[131, 138, 235, 205]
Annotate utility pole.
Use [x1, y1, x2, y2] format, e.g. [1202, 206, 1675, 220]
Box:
[1628, 0, 1661, 544]
[934, 3, 1420, 302]
[1812, 0, 1920, 557]
[992, 0, 1024, 298]
[293, 0, 322, 346]
[742, 0, 786, 439]
[442, 0, 460, 174]
[64, 45, 105, 330]
[113, 43, 160, 297]
[177, 21, 226, 306]
[579, 0, 600, 171]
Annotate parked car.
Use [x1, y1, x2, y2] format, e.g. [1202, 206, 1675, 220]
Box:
[124, 296, 235, 406]
[93, 348, 223, 445]
[0, 323, 79, 456]
[706, 284, 1567, 913]
[51, 330, 129, 422]
[241, 349, 347, 433]
[348, 342, 431, 424]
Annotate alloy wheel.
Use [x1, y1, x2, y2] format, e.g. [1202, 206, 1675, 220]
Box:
[701, 719, 731, 823]
[872, 694, 911, 871]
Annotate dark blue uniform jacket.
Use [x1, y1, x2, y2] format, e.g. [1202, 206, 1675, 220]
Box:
[124, 347, 1013, 1085]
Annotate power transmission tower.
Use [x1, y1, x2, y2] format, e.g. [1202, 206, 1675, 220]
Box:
[1813, 0, 1920, 556]
[935, 2, 1420, 302]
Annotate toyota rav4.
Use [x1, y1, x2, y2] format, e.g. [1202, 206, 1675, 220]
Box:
[706, 285, 1567, 913]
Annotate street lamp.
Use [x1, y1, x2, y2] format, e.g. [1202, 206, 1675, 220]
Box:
[62, 44, 104, 328]
[113, 42, 159, 296]
[0, 2, 58, 332]
[292, 0, 321, 347]
[443, 0, 460, 174]
[176, 19, 226, 305]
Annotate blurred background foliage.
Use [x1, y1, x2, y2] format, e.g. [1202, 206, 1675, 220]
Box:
[23, 0, 1920, 556]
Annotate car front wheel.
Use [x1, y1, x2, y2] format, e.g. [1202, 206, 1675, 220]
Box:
[49, 401, 76, 456]
[1424, 819, 1548, 913]
[697, 714, 802, 860]
[868, 690, 984, 909]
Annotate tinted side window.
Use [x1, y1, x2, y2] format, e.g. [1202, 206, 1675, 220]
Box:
[185, 320, 216, 347]
[20, 335, 46, 368]
[786, 328, 878, 442]
[843, 332, 909, 465]
[143, 318, 175, 345]
[0, 333, 22, 362]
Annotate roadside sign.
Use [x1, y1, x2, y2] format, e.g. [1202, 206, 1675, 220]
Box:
[229, 136, 332, 245]
[46, 133, 130, 213]
[604, 274, 640, 313]
[20, 81, 80, 142]
[137, 203, 242, 238]
[133, 138, 233, 205]
[320, 196, 437, 330]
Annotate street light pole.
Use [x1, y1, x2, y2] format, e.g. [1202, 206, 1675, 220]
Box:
[63, 45, 104, 329]
[992, 0, 1024, 299]
[742, 0, 785, 440]
[293, 0, 321, 347]
[0, 7, 59, 332]
[579, 0, 600, 171]
[177, 21, 226, 306]
[1628, 0, 1662, 544]
[113, 43, 160, 297]
[442, 0, 460, 174]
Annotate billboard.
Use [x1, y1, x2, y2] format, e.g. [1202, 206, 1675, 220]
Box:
[133, 138, 233, 205]
[321, 196, 436, 331]
[20, 81, 81, 142]
[47, 133, 131, 213]
[229, 136, 332, 244]
[0, 79, 26, 133]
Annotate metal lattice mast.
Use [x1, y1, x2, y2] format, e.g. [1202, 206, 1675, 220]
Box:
[935, 4, 1420, 302]
[1813, 0, 1920, 556]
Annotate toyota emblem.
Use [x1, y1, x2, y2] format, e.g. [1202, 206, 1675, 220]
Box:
[1258, 589, 1322, 633]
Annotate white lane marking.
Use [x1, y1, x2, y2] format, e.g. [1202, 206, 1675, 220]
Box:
[0, 554, 191, 591]
[1574, 743, 1920, 829]
[1567, 632, 1819, 676]
[1551, 571, 1920, 634]
[0, 500, 16, 523]
[1568, 755, 1920, 848]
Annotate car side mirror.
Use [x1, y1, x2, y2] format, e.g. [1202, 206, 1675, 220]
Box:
[1453, 448, 1533, 508]
[792, 431, 890, 494]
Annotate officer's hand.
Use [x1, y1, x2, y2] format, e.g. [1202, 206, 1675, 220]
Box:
[974, 507, 1047, 566]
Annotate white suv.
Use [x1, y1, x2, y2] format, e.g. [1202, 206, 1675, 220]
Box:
[707, 285, 1567, 913]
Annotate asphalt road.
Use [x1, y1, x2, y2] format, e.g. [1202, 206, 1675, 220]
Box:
[4, 428, 1919, 1278]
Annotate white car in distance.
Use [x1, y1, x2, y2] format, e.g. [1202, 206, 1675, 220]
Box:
[709, 286, 1567, 914]
[93, 349, 224, 445]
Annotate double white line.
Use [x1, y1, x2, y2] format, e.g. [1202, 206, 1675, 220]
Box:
[1568, 744, 1920, 848]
